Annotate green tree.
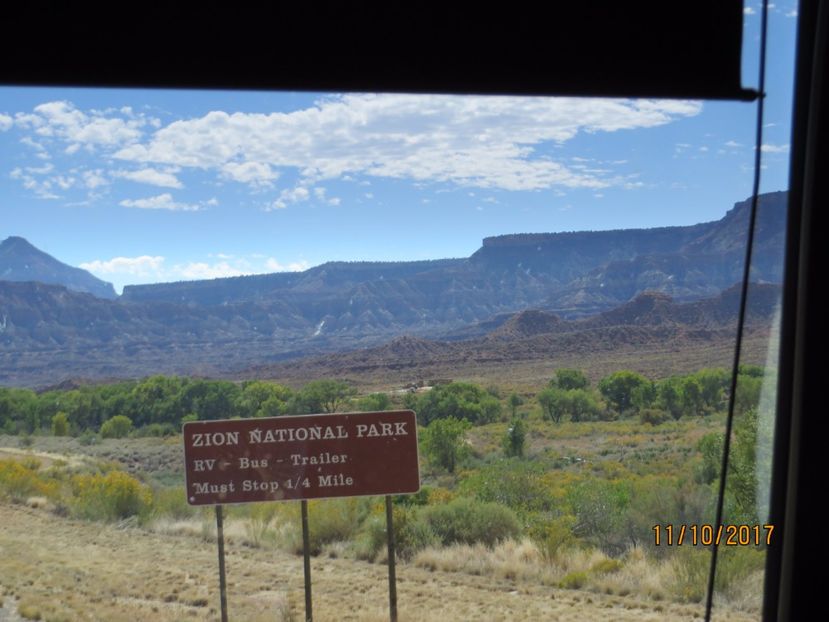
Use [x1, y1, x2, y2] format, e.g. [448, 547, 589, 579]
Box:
[507, 393, 524, 418]
[553, 368, 589, 391]
[356, 392, 392, 412]
[734, 374, 762, 415]
[51, 411, 70, 436]
[422, 417, 471, 473]
[538, 387, 567, 423]
[696, 431, 723, 485]
[414, 382, 501, 425]
[568, 479, 632, 555]
[297, 379, 356, 413]
[566, 389, 601, 422]
[681, 376, 705, 417]
[128, 375, 188, 427]
[692, 368, 729, 412]
[738, 364, 764, 378]
[61, 389, 105, 431]
[631, 380, 657, 412]
[100, 415, 133, 439]
[0, 387, 38, 433]
[502, 416, 526, 457]
[657, 376, 685, 420]
[598, 371, 649, 414]
[236, 380, 293, 418]
[694, 408, 768, 523]
[182, 379, 242, 421]
[730, 408, 767, 523]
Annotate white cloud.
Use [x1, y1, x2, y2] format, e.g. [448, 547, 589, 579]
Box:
[327, 197, 341, 206]
[10, 164, 62, 199]
[54, 175, 75, 190]
[113, 167, 183, 188]
[119, 192, 201, 211]
[0, 113, 12, 131]
[83, 169, 108, 189]
[761, 143, 789, 153]
[269, 185, 311, 210]
[174, 261, 247, 280]
[19, 101, 146, 149]
[23, 163, 53, 175]
[623, 181, 645, 189]
[265, 258, 310, 272]
[744, 7, 756, 15]
[725, 140, 742, 148]
[20, 136, 49, 157]
[80, 255, 165, 276]
[80, 253, 312, 289]
[113, 94, 702, 192]
[221, 161, 278, 185]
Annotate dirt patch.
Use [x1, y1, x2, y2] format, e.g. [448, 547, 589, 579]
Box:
[0, 446, 87, 470]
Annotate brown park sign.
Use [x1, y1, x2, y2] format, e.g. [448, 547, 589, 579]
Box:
[183, 410, 420, 505]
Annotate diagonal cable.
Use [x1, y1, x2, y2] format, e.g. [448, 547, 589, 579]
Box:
[705, 0, 770, 618]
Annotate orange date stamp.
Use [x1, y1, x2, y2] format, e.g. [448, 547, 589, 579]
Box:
[652, 524, 774, 546]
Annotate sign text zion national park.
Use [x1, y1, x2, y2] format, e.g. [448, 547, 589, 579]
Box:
[183, 410, 420, 505]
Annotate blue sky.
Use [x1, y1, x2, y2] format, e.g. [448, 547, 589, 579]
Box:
[0, 3, 797, 294]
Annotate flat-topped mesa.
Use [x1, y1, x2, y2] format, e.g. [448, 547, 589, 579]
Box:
[478, 224, 710, 251]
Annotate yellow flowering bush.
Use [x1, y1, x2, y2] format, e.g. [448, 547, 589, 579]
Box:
[70, 470, 152, 521]
[0, 459, 58, 502]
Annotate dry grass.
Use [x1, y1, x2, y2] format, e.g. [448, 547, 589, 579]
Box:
[412, 538, 760, 615]
[0, 502, 760, 621]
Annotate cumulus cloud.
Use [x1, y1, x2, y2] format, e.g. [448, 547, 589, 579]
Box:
[80, 254, 312, 290]
[119, 193, 201, 211]
[265, 258, 310, 272]
[113, 167, 183, 188]
[16, 100, 150, 150]
[221, 161, 278, 185]
[174, 261, 248, 280]
[80, 255, 165, 276]
[83, 169, 108, 189]
[0, 113, 12, 131]
[269, 185, 311, 210]
[113, 94, 702, 192]
[10, 164, 61, 199]
[761, 143, 789, 153]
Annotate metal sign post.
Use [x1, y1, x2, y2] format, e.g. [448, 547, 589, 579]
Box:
[215, 505, 228, 622]
[183, 410, 420, 620]
[301, 500, 313, 622]
[385, 495, 398, 622]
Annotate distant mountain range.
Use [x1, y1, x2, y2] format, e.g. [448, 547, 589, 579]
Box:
[0, 191, 786, 386]
[241, 283, 780, 388]
[0, 236, 116, 299]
